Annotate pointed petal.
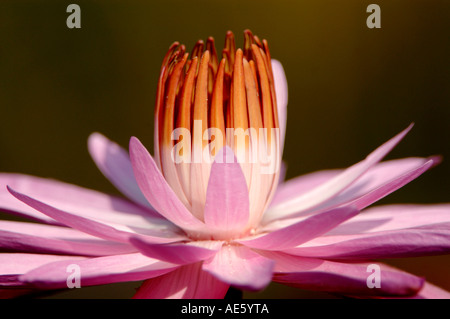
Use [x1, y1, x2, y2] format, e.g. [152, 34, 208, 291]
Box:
[284, 222, 450, 260]
[328, 204, 450, 235]
[88, 132, 153, 209]
[129, 239, 222, 265]
[349, 158, 437, 210]
[133, 262, 229, 299]
[0, 253, 86, 278]
[129, 136, 205, 231]
[412, 282, 450, 299]
[189, 161, 211, 220]
[273, 158, 433, 209]
[0, 253, 86, 297]
[0, 220, 136, 256]
[284, 204, 450, 260]
[7, 187, 185, 244]
[202, 244, 275, 291]
[271, 60, 288, 151]
[0, 173, 162, 225]
[267, 157, 438, 234]
[0, 275, 28, 288]
[313, 157, 438, 214]
[20, 253, 176, 289]
[204, 147, 249, 236]
[237, 206, 358, 250]
[266, 252, 424, 297]
[270, 169, 342, 207]
[264, 124, 414, 223]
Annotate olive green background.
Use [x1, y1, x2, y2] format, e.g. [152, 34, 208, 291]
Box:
[0, 0, 449, 298]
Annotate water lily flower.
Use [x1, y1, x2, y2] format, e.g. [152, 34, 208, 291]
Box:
[1, 30, 450, 299]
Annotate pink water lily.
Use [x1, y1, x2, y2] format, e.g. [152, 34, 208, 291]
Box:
[1, 30, 450, 299]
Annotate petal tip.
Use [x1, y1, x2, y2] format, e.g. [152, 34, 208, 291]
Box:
[429, 155, 443, 167]
[87, 132, 105, 150]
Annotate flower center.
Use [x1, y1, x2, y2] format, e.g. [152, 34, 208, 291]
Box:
[153, 30, 281, 235]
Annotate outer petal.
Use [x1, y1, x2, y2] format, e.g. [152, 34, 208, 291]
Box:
[328, 204, 450, 235]
[264, 124, 413, 223]
[20, 253, 177, 289]
[0, 253, 87, 297]
[312, 157, 438, 214]
[272, 59, 288, 151]
[0, 220, 136, 256]
[411, 282, 450, 299]
[270, 157, 431, 209]
[284, 223, 450, 260]
[0, 253, 86, 281]
[284, 204, 450, 260]
[270, 169, 341, 207]
[0, 173, 162, 225]
[265, 157, 439, 234]
[133, 262, 229, 299]
[88, 132, 151, 209]
[7, 187, 185, 244]
[129, 137, 205, 231]
[237, 206, 358, 250]
[204, 147, 249, 237]
[265, 251, 424, 297]
[202, 244, 275, 291]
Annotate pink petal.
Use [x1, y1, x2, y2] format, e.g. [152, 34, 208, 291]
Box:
[133, 262, 229, 299]
[7, 187, 185, 244]
[0, 275, 28, 287]
[20, 253, 176, 289]
[266, 251, 424, 296]
[160, 145, 192, 211]
[271, 157, 430, 209]
[189, 162, 211, 220]
[0, 173, 161, 225]
[349, 158, 438, 210]
[0, 253, 86, 295]
[313, 157, 438, 214]
[272, 59, 288, 152]
[331, 204, 450, 234]
[88, 132, 152, 209]
[0, 220, 135, 256]
[284, 223, 450, 260]
[129, 238, 222, 264]
[237, 206, 358, 250]
[0, 253, 86, 277]
[202, 244, 275, 291]
[129, 136, 205, 231]
[264, 124, 414, 223]
[411, 282, 450, 299]
[204, 147, 249, 236]
[270, 169, 341, 207]
[266, 157, 439, 234]
[284, 204, 450, 259]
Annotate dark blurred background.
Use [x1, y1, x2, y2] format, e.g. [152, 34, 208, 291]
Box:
[0, 0, 449, 298]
